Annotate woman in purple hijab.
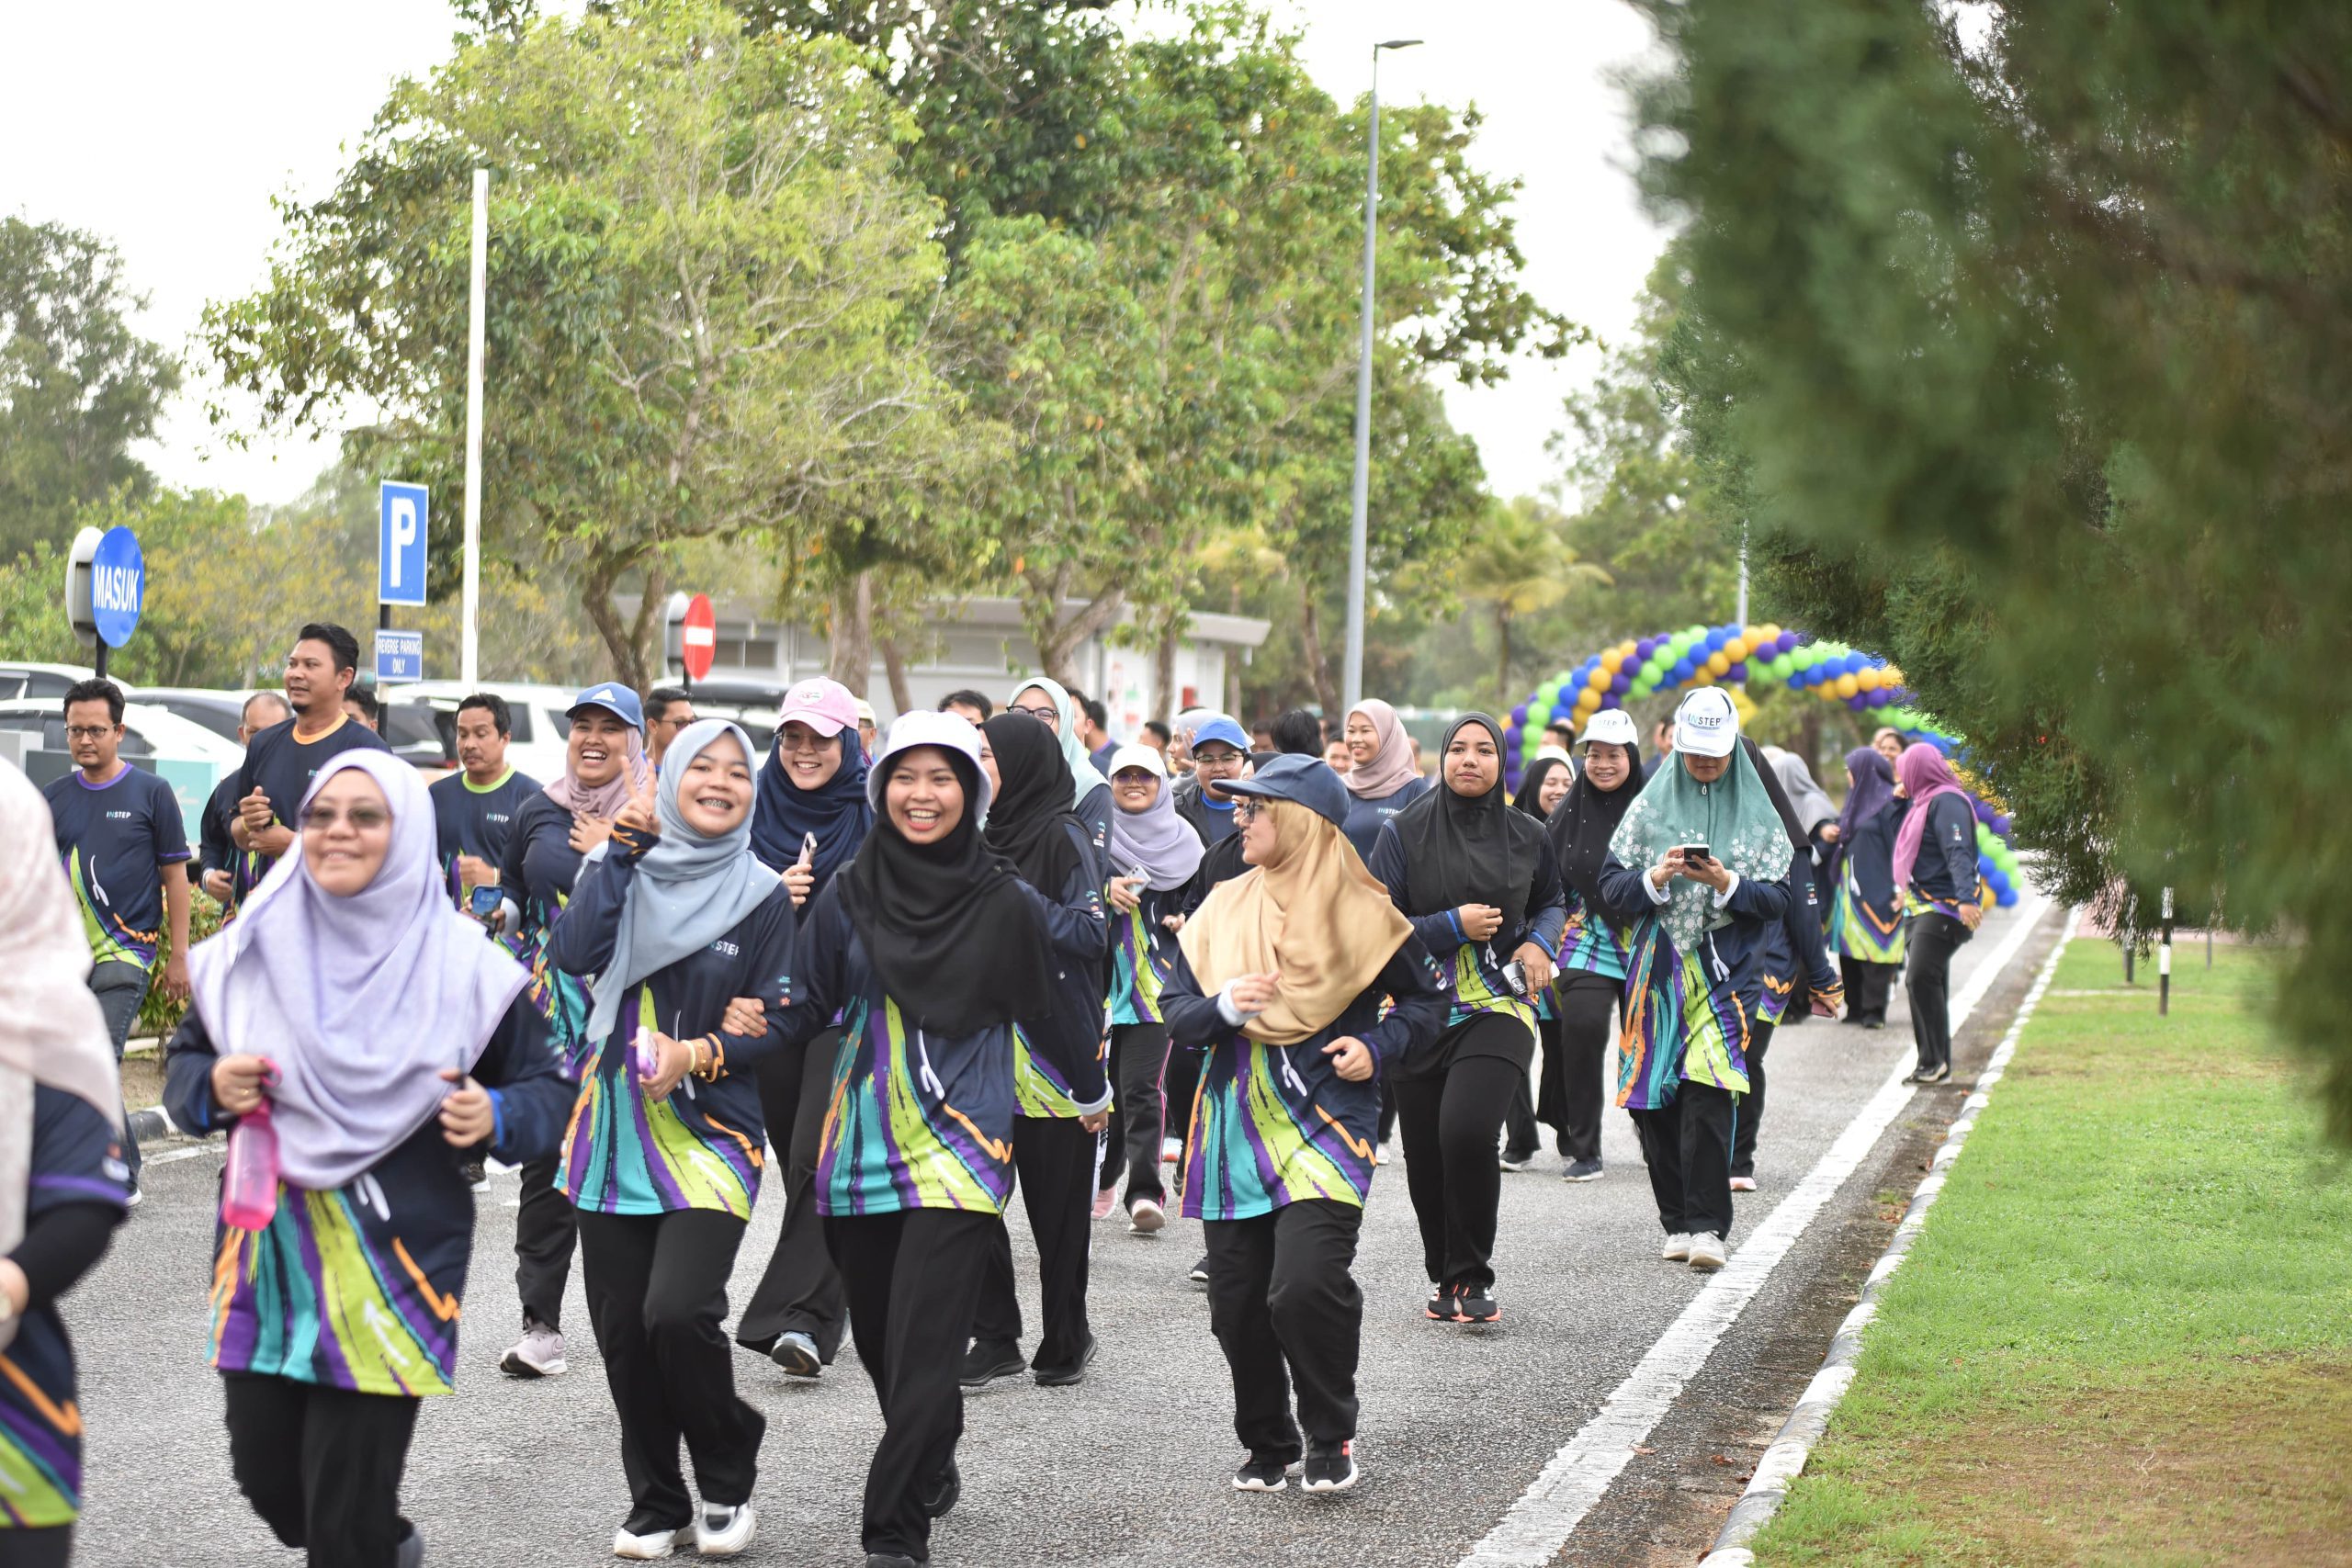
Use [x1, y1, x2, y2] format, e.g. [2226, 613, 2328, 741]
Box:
[165, 750, 572, 1568]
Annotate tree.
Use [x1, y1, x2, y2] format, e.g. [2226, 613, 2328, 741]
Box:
[1448, 496, 1611, 708]
[0, 219, 180, 561]
[207, 0, 965, 687]
[1629, 0, 2352, 1134]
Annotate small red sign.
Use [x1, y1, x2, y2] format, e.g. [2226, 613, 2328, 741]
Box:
[681, 593, 718, 681]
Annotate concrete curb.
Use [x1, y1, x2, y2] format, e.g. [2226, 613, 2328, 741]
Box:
[1697, 912, 2076, 1567]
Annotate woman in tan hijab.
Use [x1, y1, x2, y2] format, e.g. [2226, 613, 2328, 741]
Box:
[1158, 755, 1447, 1497]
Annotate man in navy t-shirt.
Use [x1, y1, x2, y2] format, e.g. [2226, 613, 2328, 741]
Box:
[198, 691, 290, 905]
[229, 622, 390, 896]
[428, 692, 540, 918]
[43, 678, 192, 1192]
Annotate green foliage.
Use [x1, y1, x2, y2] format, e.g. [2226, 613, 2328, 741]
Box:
[1629, 0, 2352, 1134]
[0, 219, 180, 561]
[136, 890, 229, 1041]
[209, 0, 966, 687]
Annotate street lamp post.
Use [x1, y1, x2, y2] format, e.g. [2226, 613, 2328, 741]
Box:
[1342, 38, 1421, 715]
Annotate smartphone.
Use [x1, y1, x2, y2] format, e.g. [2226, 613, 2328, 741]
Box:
[1679, 843, 1713, 864]
[468, 884, 503, 922]
[1498, 960, 1531, 997]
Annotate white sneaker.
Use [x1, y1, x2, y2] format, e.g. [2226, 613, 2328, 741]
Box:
[1128, 1196, 1166, 1235]
[1659, 1232, 1692, 1262]
[500, 1320, 566, 1378]
[694, 1503, 756, 1557]
[1091, 1186, 1118, 1221]
[1375, 1143, 1392, 1167]
[1728, 1175, 1758, 1192]
[1687, 1232, 1727, 1271]
[611, 1522, 685, 1560]
[1160, 1135, 1182, 1163]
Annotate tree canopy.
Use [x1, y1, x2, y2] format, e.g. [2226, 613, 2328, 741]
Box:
[1630, 0, 2352, 1134]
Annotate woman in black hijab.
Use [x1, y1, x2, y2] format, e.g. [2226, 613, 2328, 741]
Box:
[1540, 711, 1645, 1184]
[1500, 753, 1577, 1167]
[770, 713, 1053, 1567]
[1365, 715, 1567, 1326]
[962, 715, 1113, 1388]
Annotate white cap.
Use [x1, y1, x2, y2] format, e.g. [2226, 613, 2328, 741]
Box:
[1578, 708, 1638, 749]
[1673, 688, 1740, 758]
[1105, 743, 1167, 780]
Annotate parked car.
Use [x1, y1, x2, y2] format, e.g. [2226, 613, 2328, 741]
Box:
[0, 662, 111, 702]
[134, 687, 254, 746]
[0, 698, 247, 825]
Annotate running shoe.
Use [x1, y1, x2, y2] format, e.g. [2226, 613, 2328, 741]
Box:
[959, 1339, 1028, 1388]
[611, 1516, 689, 1560]
[1921, 1063, 1951, 1084]
[1161, 1136, 1182, 1163]
[1659, 1232, 1693, 1262]
[1498, 1149, 1535, 1173]
[1454, 1289, 1501, 1325]
[1728, 1175, 1758, 1192]
[1091, 1185, 1118, 1221]
[1374, 1143, 1392, 1167]
[865, 1557, 922, 1568]
[1302, 1438, 1360, 1494]
[1562, 1158, 1604, 1182]
[770, 1330, 821, 1379]
[500, 1319, 566, 1378]
[396, 1523, 424, 1568]
[1189, 1255, 1211, 1285]
[458, 1156, 488, 1190]
[1863, 1018, 1886, 1031]
[1687, 1232, 1727, 1271]
[1424, 1284, 1462, 1322]
[1033, 1334, 1098, 1387]
[919, 1459, 960, 1519]
[1233, 1455, 1291, 1492]
[123, 1181, 142, 1210]
[1128, 1196, 1166, 1235]
[1902, 1065, 1934, 1084]
[694, 1503, 756, 1557]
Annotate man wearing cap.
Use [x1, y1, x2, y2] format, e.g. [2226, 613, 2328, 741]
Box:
[1157, 755, 1448, 1495]
[1172, 714, 1252, 845]
[854, 699, 880, 761]
[492, 680, 652, 1378]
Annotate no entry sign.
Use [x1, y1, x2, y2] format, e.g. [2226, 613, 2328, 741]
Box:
[681, 593, 717, 682]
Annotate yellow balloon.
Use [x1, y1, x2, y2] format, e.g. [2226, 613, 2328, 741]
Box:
[1600, 649, 1624, 673]
[1882, 666, 1904, 687]
[1856, 667, 1883, 692]
[1705, 650, 1731, 676]
[1617, 640, 1639, 661]
[1834, 673, 1860, 699]
[1691, 668, 1717, 687]
[1587, 666, 1611, 690]
[1724, 637, 1748, 662]
[1576, 687, 1601, 712]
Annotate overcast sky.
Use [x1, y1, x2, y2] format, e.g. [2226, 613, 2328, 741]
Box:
[0, 0, 1667, 509]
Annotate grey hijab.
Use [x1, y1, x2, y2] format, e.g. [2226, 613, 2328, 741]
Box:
[584, 720, 779, 1045]
[1765, 746, 1838, 836]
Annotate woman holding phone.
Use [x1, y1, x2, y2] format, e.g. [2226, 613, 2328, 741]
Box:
[1596, 689, 1797, 1272]
[165, 751, 571, 1568]
[738, 679, 872, 1381]
[1367, 715, 1566, 1325]
[548, 720, 796, 1560]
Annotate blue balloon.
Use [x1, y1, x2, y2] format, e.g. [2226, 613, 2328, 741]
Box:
[1670, 659, 1693, 682]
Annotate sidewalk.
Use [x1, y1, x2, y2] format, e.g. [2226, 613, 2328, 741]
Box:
[1747, 942, 2352, 1566]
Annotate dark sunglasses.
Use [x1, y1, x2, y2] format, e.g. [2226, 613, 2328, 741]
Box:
[300, 804, 391, 832]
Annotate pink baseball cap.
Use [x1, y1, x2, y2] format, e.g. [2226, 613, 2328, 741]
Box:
[776, 678, 859, 738]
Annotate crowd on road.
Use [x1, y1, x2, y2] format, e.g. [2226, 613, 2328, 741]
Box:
[0, 619, 1997, 1568]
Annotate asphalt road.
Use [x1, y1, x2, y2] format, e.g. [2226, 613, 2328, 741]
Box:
[72, 898, 2044, 1568]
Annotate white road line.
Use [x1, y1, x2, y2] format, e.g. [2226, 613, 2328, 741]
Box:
[1458, 892, 2052, 1568]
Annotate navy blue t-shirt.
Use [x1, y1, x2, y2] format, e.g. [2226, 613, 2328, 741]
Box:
[429, 767, 540, 909]
[229, 714, 391, 896]
[42, 764, 190, 970]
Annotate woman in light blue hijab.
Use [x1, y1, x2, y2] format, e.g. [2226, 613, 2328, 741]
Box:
[1008, 674, 1113, 859]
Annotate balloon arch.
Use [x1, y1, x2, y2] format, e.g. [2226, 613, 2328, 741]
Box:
[1501, 621, 2021, 908]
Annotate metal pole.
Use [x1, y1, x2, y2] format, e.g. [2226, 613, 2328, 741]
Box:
[1340, 51, 1382, 715]
[2159, 886, 2174, 1015]
[1736, 523, 1748, 628]
[461, 168, 489, 688]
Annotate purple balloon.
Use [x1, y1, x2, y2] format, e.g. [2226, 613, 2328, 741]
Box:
[1725, 661, 1747, 683]
[1993, 813, 2012, 837]
[1635, 637, 1657, 660]
[1510, 704, 1529, 726]
[1504, 725, 1524, 748]
[1610, 672, 1632, 694]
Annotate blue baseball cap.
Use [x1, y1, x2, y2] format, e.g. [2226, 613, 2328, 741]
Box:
[1188, 714, 1250, 755]
[1221, 754, 1350, 830]
[568, 682, 645, 729]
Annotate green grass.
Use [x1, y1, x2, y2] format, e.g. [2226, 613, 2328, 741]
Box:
[1750, 943, 2352, 1568]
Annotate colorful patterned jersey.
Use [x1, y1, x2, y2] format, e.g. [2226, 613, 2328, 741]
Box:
[548, 829, 793, 1217]
[0, 1088, 129, 1526]
[163, 1000, 568, 1398]
[499, 794, 595, 1075]
[41, 764, 188, 971]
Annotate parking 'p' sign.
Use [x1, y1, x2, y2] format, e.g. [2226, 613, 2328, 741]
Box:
[379, 481, 429, 606]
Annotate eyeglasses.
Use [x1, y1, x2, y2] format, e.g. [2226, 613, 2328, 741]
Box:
[1232, 799, 1262, 824]
[775, 731, 837, 754]
[1010, 704, 1058, 722]
[300, 804, 391, 832]
[64, 726, 117, 740]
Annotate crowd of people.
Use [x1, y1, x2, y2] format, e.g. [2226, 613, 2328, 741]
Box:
[1, 620, 1997, 1567]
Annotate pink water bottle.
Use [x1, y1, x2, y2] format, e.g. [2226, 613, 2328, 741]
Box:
[220, 1099, 281, 1231]
[632, 1026, 660, 1085]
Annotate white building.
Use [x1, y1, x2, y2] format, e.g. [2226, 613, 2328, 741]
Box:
[622, 593, 1270, 734]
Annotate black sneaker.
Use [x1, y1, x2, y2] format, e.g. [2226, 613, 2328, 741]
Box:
[958, 1338, 1027, 1388]
[1455, 1288, 1500, 1325]
[1902, 1065, 1932, 1084]
[395, 1522, 424, 1568]
[1302, 1438, 1359, 1494]
[919, 1458, 960, 1519]
[1232, 1455, 1290, 1492]
[1921, 1063, 1951, 1084]
[1189, 1255, 1211, 1285]
[458, 1156, 488, 1190]
[1562, 1157, 1604, 1183]
[1033, 1334, 1097, 1387]
[866, 1556, 922, 1568]
[1424, 1285, 1462, 1322]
